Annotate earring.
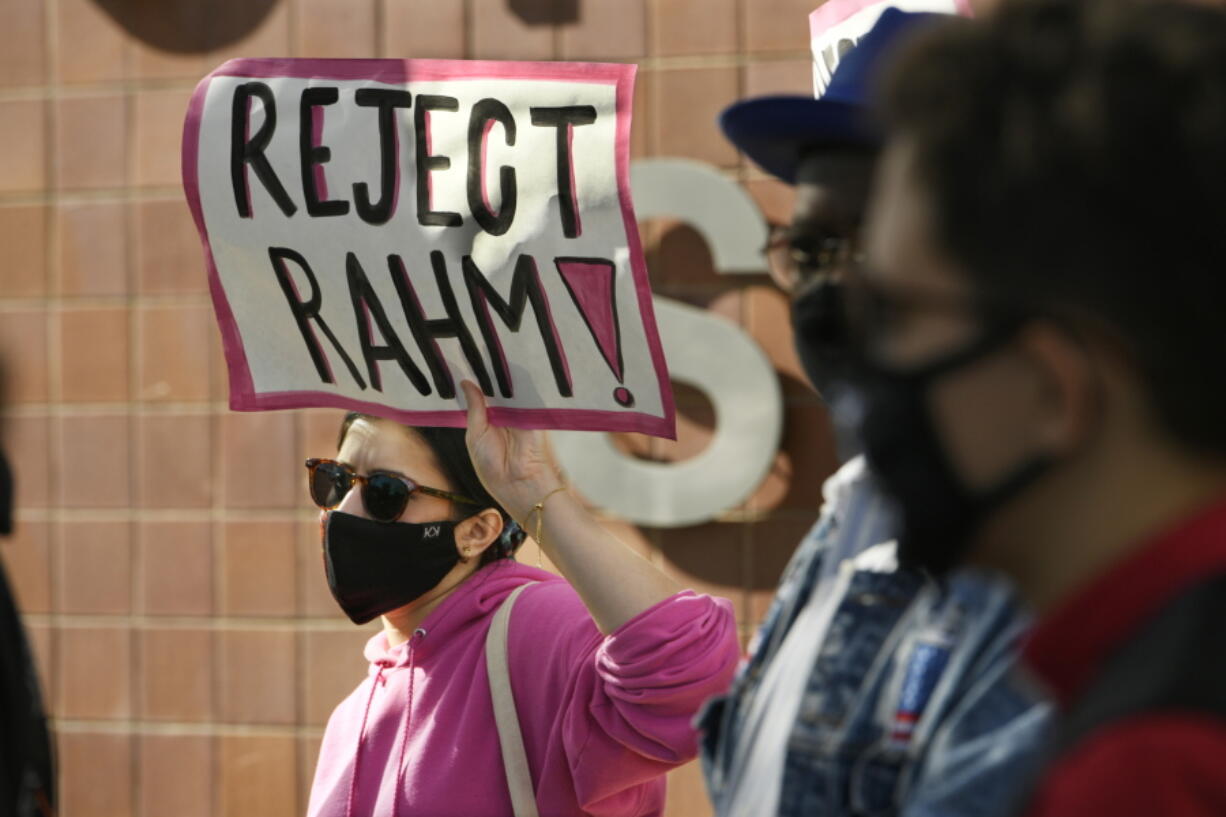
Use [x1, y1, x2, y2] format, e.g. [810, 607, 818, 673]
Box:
[461, 548, 471, 564]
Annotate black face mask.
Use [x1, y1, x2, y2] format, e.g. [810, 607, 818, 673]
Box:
[791, 277, 868, 460]
[323, 511, 461, 625]
[854, 322, 1053, 576]
[791, 276, 852, 398]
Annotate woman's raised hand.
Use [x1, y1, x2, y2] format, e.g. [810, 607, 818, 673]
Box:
[460, 381, 564, 522]
[462, 383, 681, 631]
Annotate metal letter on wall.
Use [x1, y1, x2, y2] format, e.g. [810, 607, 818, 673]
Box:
[550, 159, 784, 528]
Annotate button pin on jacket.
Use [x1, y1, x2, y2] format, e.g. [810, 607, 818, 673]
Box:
[888, 607, 961, 750]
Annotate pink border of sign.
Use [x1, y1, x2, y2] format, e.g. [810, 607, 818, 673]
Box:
[181, 58, 676, 439]
[810, 0, 973, 37]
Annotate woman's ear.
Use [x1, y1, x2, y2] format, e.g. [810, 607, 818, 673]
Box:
[455, 507, 505, 559]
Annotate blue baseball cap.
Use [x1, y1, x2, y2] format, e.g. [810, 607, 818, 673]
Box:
[720, 8, 944, 184]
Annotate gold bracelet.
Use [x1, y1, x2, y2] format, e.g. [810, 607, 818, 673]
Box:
[528, 486, 567, 567]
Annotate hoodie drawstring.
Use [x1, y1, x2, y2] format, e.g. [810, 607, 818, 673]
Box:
[391, 628, 425, 817]
[345, 630, 426, 817]
[346, 658, 392, 817]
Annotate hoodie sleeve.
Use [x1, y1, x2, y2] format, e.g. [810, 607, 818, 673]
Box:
[507, 582, 740, 816]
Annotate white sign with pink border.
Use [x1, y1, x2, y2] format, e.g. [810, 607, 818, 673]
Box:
[182, 59, 675, 438]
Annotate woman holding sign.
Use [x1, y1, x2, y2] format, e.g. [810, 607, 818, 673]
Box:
[305, 381, 740, 817]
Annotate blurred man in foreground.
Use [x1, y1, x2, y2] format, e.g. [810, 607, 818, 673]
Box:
[699, 9, 1048, 817]
[855, 1, 1226, 813]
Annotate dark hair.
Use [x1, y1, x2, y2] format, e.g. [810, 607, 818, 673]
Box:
[338, 413, 525, 565]
[880, 0, 1226, 455]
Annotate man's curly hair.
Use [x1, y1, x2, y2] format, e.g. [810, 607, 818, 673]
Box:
[880, 0, 1226, 455]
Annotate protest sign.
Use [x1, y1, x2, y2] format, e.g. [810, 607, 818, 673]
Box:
[183, 59, 674, 438]
[811, 0, 971, 95]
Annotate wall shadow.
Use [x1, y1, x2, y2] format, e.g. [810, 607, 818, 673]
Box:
[509, 0, 580, 25]
[92, 0, 279, 52]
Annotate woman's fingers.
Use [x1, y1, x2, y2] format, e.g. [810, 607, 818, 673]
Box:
[459, 383, 563, 518]
[460, 380, 489, 436]
[461, 380, 509, 485]
[460, 380, 496, 475]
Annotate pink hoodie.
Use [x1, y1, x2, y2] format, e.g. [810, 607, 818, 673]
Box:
[306, 560, 739, 817]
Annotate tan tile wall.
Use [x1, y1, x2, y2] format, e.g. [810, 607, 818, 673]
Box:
[0, 1, 862, 814]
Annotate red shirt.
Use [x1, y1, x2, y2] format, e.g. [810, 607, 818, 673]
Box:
[1022, 495, 1226, 817]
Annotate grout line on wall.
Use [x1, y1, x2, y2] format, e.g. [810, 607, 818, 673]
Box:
[27, 612, 358, 631]
[0, 188, 191, 206]
[463, 0, 475, 60]
[36, 5, 59, 713]
[551, 6, 562, 61]
[287, 0, 299, 59]
[374, 0, 386, 59]
[51, 717, 327, 739]
[291, 409, 309, 792]
[0, 49, 816, 102]
[740, 509, 754, 641]
[1, 401, 228, 417]
[10, 504, 821, 525]
[210, 330, 227, 763]
[0, 297, 214, 314]
[43, 0, 64, 722]
[122, 64, 143, 796]
[641, 0, 656, 159]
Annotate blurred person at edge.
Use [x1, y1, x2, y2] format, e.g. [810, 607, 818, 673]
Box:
[700, 9, 1050, 817]
[304, 387, 740, 817]
[853, 0, 1226, 814]
[0, 363, 55, 817]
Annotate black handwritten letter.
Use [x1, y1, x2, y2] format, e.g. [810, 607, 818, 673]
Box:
[529, 105, 597, 238]
[387, 252, 495, 399]
[300, 87, 350, 218]
[414, 95, 462, 228]
[353, 88, 412, 225]
[231, 83, 297, 218]
[462, 254, 572, 398]
[466, 98, 518, 237]
[345, 253, 431, 394]
[267, 247, 364, 388]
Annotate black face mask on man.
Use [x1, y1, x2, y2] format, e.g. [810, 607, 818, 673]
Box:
[852, 320, 1054, 576]
[323, 511, 462, 624]
[791, 275, 852, 398]
[792, 274, 887, 462]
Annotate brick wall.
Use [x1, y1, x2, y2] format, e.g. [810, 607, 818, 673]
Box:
[0, 1, 854, 815]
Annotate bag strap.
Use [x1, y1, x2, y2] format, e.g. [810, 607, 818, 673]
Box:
[485, 583, 540, 817]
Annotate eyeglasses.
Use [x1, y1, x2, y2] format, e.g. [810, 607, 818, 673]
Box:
[304, 458, 479, 523]
[840, 265, 1032, 353]
[764, 224, 864, 293]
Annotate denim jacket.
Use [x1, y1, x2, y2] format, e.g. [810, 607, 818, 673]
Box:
[699, 457, 1051, 817]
